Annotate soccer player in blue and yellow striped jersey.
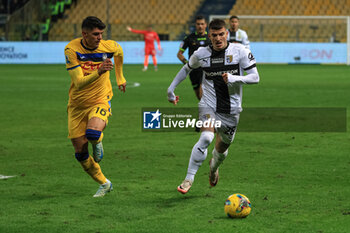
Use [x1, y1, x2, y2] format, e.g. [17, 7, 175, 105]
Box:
[64, 16, 126, 197]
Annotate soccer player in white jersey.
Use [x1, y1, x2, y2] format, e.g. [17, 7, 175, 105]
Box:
[167, 19, 260, 194]
[228, 15, 250, 49]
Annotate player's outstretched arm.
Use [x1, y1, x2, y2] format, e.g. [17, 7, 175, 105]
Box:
[127, 27, 146, 34]
[222, 67, 259, 85]
[68, 59, 113, 90]
[168, 95, 179, 105]
[155, 33, 161, 50]
[177, 50, 188, 64]
[242, 31, 250, 49]
[114, 54, 126, 93]
[68, 68, 99, 90]
[167, 64, 192, 105]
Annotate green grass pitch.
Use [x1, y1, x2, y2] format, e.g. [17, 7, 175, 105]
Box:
[0, 64, 349, 233]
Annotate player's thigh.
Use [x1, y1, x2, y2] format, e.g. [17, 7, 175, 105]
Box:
[71, 135, 88, 153]
[198, 102, 216, 132]
[145, 47, 155, 56]
[189, 68, 203, 90]
[87, 102, 111, 131]
[67, 105, 89, 139]
[216, 113, 240, 147]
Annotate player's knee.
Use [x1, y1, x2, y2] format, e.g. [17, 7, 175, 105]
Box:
[85, 129, 102, 142]
[199, 131, 214, 147]
[75, 152, 89, 161]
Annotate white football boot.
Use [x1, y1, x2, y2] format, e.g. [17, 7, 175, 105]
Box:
[177, 179, 193, 194]
[93, 179, 113, 197]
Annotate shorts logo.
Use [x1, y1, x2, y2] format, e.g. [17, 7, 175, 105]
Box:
[143, 109, 162, 129]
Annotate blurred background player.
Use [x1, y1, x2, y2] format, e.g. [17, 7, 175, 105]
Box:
[177, 15, 210, 100]
[228, 15, 250, 49]
[168, 19, 259, 194]
[127, 25, 161, 71]
[64, 16, 126, 197]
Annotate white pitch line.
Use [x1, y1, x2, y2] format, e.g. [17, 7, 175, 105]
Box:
[127, 82, 141, 88]
[0, 174, 16, 180]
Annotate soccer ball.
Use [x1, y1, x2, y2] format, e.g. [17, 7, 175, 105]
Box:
[224, 193, 252, 218]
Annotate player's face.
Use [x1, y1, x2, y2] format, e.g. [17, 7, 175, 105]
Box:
[82, 28, 104, 49]
[209, 27, 228, 51]
[195, 19, 207, 35]
[229, 18, 239, 31]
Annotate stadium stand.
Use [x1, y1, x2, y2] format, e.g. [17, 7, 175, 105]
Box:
[229, 0, 350, 42]
[49, 0, 203, 41]
[2, 0, 349, 42]
[196, 0, 236, 18]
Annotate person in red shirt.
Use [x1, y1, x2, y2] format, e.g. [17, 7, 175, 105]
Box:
[127, 25, 161, 71]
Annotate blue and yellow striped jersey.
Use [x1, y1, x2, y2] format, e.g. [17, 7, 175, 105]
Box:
[64, 38, 126, 107]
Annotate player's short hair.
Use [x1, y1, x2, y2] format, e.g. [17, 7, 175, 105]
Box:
[209, 19, 226, 30]
[82, 16, 106, 31]
[230, 15, 239, 21]
[196, 15, 206, 22]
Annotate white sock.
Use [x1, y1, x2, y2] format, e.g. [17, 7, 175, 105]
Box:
[103, 179, 110, 186]
[185, 131, 214, 181]
[210, 148, 228, 172]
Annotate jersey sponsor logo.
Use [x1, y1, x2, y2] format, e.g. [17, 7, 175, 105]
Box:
[212, 58, 224, 64]
[204, 69, 238, 77]
[81, 61, 102, 71]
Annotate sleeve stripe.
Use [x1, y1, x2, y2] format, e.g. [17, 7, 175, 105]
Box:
[67, 65, 80, 71]
[187, 63, 192, 69]
[243, 63, 256, 71]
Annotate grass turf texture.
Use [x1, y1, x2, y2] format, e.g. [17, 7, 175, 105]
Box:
[0, 64, 349, 233]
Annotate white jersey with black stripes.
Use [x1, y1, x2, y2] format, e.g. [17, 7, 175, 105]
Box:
[227, 29, 250, 49]
[188, 42, 258, 114]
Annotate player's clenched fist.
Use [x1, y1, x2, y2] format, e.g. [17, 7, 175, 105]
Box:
[98, 58, 113, 75]
[222, 73, 228, 84]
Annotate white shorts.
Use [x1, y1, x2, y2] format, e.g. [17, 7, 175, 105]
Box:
[198, 102, 240, 144]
